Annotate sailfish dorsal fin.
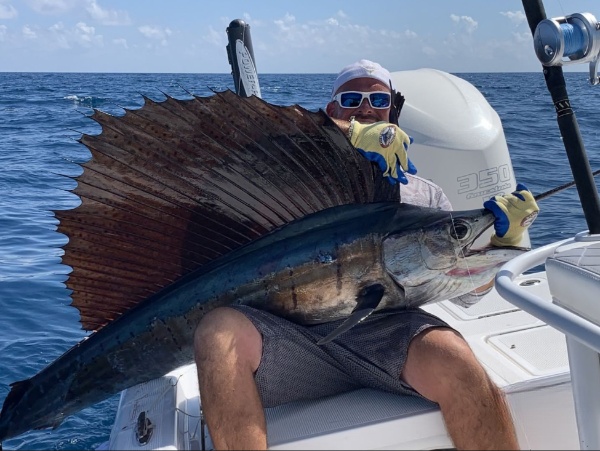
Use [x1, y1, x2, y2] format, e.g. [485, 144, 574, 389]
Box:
[55, 90, 398, 331]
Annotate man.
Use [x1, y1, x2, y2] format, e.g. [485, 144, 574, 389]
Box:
[194, 59, 538, 450]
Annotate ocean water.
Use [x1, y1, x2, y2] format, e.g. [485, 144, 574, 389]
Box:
[0, 71, 599, 450]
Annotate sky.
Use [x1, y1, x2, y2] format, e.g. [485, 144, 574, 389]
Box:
[0, 0, 598, 73]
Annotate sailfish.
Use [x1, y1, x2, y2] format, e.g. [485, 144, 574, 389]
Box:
[0, 90, 526, 443]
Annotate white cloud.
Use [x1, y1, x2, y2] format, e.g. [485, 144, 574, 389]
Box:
[259, 12, 416, 65]
[0, 1, 17, 19]
[274, 13, 296, 32]
[22, 25, 37, 39]
[512, 31, 532, 43]
[241, 13, 264, 27]
[422, 46, 437, 57]
[138, 25, 171, 47]
[450, 14, 478, 34]
[49, 21, 69, 48]
[112, 37, 127, 49]
[269, 12, 370, 53]
[85, 0, 130, 25]
[379, 29, 403, 40]
[225, 9, 536, 74]
[25, 0, 77, 15]
[138, 25, 171, 40]
[0, 4, 549, 73]
[44, 20, 103, 49]
[75, 21, 102, 47]
[501, 11, 527, 26]
[267, 12, 412, 55]
[202, 25, 223, 47]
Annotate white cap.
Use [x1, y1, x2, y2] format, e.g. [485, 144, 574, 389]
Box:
[331, 59, 392, 98]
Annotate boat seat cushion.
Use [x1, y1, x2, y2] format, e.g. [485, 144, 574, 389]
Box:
[265, 388, 439, 447]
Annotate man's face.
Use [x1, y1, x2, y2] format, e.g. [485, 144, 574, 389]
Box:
[326, 77, 391, 123]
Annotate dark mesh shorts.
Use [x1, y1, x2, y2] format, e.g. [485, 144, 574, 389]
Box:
[229, 305, 452, 408]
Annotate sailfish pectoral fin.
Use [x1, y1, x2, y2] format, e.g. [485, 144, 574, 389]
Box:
[317, 283, 385, 345]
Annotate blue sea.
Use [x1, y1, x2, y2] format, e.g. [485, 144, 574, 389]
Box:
[0, 71, 599, 450]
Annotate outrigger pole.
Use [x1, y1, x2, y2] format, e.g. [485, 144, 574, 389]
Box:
[522, 0, 600, 234]
[226, 19, 262, 98]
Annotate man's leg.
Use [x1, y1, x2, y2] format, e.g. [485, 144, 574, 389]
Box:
[194, 307, 267, 450]
[402, 327, 519, 450]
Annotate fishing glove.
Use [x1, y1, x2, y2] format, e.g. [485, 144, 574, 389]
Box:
[349, 119, 417, 185]
[484, 183, 540, 247]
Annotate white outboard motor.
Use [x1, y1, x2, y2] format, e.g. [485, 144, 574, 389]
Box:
[391, 68, 530, 247]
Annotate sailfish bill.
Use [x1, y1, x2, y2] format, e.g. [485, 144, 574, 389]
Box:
[0, 90, 527, 443]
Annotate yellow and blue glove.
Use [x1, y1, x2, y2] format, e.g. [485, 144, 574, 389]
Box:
[483, 183, 540, 247]
[349, 119, 417, 185]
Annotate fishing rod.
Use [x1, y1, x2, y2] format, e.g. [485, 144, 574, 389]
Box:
[521, 0, 600, 234]
[535, 168, 600, 202]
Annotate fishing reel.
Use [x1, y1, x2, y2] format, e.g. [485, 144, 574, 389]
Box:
[534, 12, 600, 85]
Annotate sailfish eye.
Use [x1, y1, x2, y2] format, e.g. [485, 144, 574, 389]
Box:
[449, 220, 471, 241]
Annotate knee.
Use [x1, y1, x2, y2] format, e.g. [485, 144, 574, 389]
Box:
[412, 327, 476, 368]
[403, 327, 489, 400]
[194, 307, 262, 371]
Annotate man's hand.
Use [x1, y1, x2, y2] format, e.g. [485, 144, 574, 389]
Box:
[349, 119, 417, 185]
[484, 183, 539, 247]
